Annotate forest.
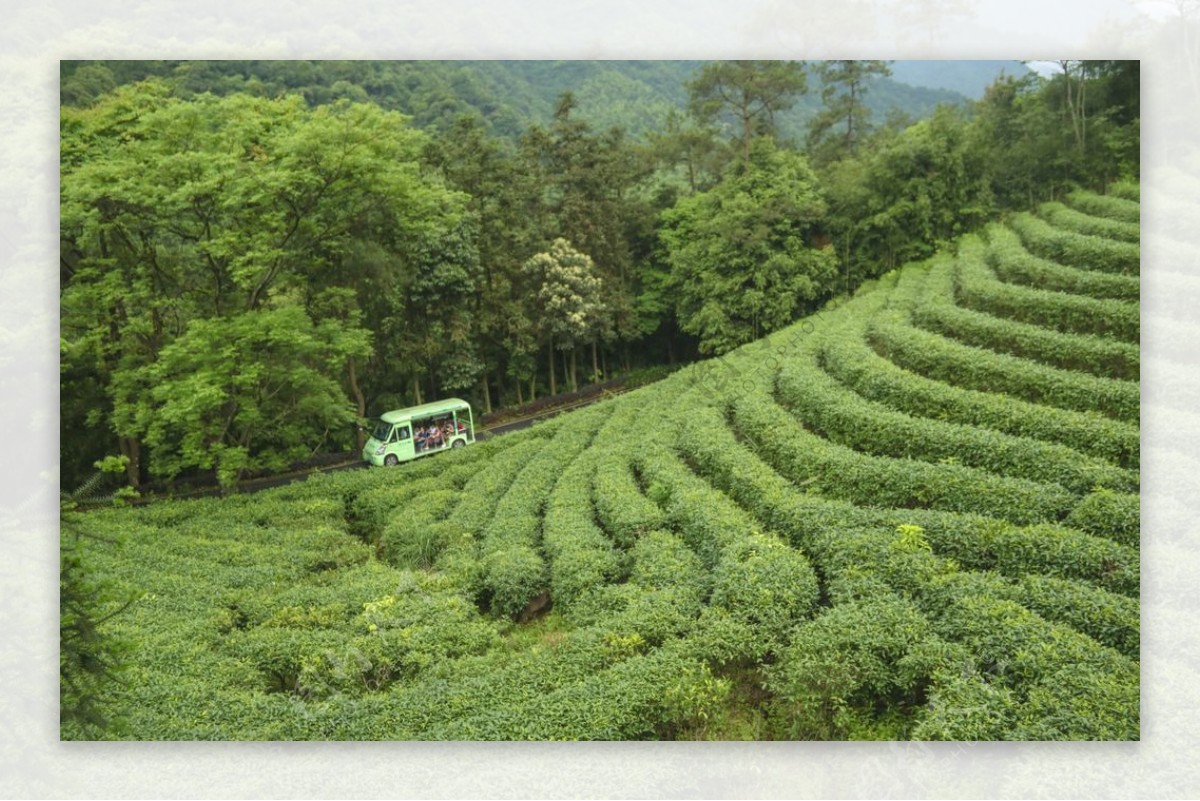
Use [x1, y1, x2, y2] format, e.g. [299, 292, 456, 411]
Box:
[59, 60, 1139, 493]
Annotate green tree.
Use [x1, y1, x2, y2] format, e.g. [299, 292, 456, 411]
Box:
[521, 93, 647, 374]
[60, 479, 135, 738]
[660, 138, 836, 355]
[523, 239, 608, 393]
[825, 105, 993, 279]
[646, 108, 727, 194]
[686, 60, 808, 166]
[807, 60, 892, 164]
[60, 82, 470, 487]
[139, 306, 369, 486]
[425, 114, 542, 411]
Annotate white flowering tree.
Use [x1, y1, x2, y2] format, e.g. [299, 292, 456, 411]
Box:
[522, 238, 608, 394]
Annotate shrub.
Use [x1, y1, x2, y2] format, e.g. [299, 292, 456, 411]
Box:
[1067, 188, 1139, 223]
[1039, 200, 1139, 242]
[868, 317, 1139, 424]
[1009, 212, 1139, 276]
[593, 450, 667, 548]
[819, 330, 1139, 469]
[984, 224, 1139, 302]
[944, 236, 1139, 346]
[731, 384, 1077, 526]
[1065, 488, 1140, 547]
[708, 533, 820, 648]
[1011, 574, 1139, 658]
[775, 347, 1137, 494]
[765, 595, 958, 740]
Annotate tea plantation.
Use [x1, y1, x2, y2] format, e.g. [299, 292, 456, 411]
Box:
[67, 187, 1140, 740]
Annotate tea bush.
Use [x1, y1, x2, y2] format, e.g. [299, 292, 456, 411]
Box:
[1065, 189, 1140, 224]
[1009, 212, 1139, 276]
[984, 224, 1139, 302]
[943, 237, 1139, 345]
[1039, 200, 1139, 242]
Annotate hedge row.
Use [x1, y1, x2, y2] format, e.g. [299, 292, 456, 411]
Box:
[415, 435, 551, 595]
[405, 533, 728, 738]
[774, 349, 1137, 495]
[670, 407, 1139, 739]
[921, 287, 1140, 379]
[1039, 200, 1139, 242]
[867, 317, 1140, 424]
[421, 619, 749, 740]
[1101, 181, 1140, 203]
[291, 572, 505, 699]
[915, 571, 1138, 740]
[1008, 573, 1139, 659]
[764, 593, 964, 739]
[819, 328, 1139, 469]
[984, 224, 1139, 302]
[592, 449, 668, 549]
[378, 488, 461, 569]
[346, 455, 490, 545]
[541, 450, 623, 612]
[676, 403, 1139, 597]
[587, 392, 670, 549]
[636, 442, 820, 650]
[1064, 488, 1141, 548]
[478, 406, 614, 619]
[730, 375, 1079, 525]
[945, 237, 1140, 348]
[1008, 212, 1140, 276]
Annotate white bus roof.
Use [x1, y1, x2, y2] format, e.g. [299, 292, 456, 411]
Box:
[379, 398, 470, 424]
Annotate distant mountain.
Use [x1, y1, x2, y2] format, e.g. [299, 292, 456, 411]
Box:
[888, 61, 1034, 99]
[467, 61, 970, 143]
[62, 59, 1025, 145]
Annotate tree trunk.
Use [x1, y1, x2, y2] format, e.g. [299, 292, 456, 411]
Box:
[478, 371, 493, 415]
[516, 376, 524, 406]
[741, 105, 753, 166]
[591, 340, 600, 384]
[413, 375, 423, 406]
[569, 347, 578, 393]
[348, 359, 366, 451]
[548, 336, 556, 396]
[119, 436, 141, 489]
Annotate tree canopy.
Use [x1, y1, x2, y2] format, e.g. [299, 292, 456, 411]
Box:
[59, 60, 1140, 491]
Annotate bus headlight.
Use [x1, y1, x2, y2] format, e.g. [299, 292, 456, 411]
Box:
[375, 446, 385, 455]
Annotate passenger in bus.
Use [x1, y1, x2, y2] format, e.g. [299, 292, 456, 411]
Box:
[429, 425, 444, 449]
[414, 426, 427, 452]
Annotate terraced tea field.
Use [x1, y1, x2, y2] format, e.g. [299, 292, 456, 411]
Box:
[70, 185, 1140, 740]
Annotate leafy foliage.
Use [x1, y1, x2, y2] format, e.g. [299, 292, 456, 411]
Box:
[61, 63, 1139, 742]
[660, 139, 836, 355]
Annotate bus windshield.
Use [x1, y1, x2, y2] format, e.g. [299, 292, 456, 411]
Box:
[371, 421, 392, 441]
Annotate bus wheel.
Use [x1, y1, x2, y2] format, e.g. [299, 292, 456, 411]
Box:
[384, 454, 399, 466]
[452, 439, 465, 449]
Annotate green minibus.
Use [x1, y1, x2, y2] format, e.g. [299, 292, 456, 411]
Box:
[362, 398, 476, 466]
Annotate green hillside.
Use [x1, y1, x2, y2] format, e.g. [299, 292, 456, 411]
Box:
[60, 59, 970, 141]
[890, 60, 1033, 99]
[66, 187, 1140, 741]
